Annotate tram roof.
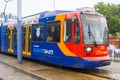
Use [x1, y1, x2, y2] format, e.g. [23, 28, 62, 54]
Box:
[39, 10, 73, 18]
[22, 10, 73, 19]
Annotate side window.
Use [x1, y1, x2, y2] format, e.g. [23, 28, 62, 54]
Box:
[5, 27, 9, 42]
[46, 21, 60, 42]
[74, 19, 80, 44]
[33, 23, 44, 42]
[14, 27, 17, 43]
[64, 19, 72, 43]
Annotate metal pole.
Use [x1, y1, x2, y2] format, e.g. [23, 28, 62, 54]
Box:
[53, 0, 55, 10]
[17, 0, 22, 63]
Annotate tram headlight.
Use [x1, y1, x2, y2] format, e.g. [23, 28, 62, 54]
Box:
[84, 47, 93, 52]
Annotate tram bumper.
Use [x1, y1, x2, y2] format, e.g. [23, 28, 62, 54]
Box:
[80, 56, 111, 68]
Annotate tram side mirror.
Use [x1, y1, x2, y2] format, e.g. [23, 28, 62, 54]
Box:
[107, 20, 110, 33]
[72, 17, 78, 23]
[72, 17, 80, 33]
[106, 16, 110, 33]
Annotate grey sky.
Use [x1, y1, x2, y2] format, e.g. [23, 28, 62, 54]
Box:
[0, 0, 120, 17]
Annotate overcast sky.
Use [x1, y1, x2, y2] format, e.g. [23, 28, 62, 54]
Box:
[0, 0, 120, 17]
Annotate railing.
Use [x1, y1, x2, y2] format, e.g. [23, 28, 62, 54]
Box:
[110, 52, 120, 61]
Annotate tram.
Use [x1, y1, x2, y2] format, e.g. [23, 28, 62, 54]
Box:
[0, 8, 111, 68]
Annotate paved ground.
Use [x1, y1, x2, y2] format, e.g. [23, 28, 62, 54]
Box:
[0, 53, 120, 80]
[0, 62, 43, 80]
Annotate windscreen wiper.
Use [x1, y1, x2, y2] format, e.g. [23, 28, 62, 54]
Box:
[88, 24, 97, 47]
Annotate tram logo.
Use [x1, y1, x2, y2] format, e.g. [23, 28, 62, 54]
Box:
[36, 28, 40, 38]
[33, 45, 53, 55]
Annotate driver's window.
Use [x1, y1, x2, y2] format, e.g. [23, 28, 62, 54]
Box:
[64, 19, 72, 43]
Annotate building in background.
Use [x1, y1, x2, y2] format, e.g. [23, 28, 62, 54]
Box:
[0, 12, 17, 26]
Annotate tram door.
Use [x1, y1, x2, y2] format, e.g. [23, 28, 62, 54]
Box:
[8, 27, 14, 53]
[22, 24, 32, 56]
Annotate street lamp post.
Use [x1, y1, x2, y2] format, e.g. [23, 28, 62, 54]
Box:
[17, 0, 22, 63]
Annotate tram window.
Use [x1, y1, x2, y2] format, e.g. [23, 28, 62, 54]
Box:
[74, 19, 80, 44]
[29, 26, 32, 40]
[33, 23, 44, 42]
[14, 27, 17, 43]
[64, 19, 72, 43]
[22, 27, 25, 51]
[5, 28, 9, 42]
[46, 21, 60, 42]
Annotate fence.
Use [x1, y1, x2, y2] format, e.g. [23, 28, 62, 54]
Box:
[109, 36, 120, 61]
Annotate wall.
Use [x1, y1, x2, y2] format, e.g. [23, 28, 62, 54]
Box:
[109, 36, 120, 48]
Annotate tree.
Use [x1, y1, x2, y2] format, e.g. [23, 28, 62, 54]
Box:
[94, 2, 120, 35]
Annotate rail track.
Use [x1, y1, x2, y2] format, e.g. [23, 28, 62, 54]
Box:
[0, 53, 119, 80]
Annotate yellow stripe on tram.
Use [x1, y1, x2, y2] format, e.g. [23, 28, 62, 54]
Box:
[55, 14, 77, 57]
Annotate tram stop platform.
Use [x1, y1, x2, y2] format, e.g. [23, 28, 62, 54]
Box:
[0, 53, 120, 80]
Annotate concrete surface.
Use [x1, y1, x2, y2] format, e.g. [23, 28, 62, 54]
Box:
[0, 53, 119, 80]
